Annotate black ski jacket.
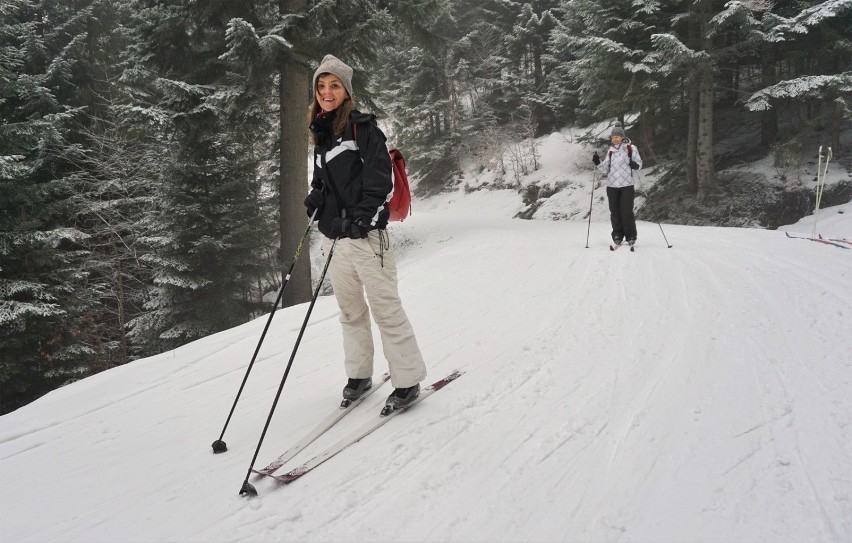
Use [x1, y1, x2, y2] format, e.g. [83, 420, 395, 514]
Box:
[308, 109, 392, 239]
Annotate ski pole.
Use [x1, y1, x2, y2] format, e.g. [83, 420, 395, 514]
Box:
[658, 222, 672, 248]
[811, 146, 832, 238]
[239, 236, 338, 497]
[585, 169, 598, 248]
[211, 210, 317, 454]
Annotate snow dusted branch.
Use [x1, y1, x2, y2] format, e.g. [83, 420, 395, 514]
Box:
[765, 0, 852, 41]
[745, 73, 852, 111]
[646, 34, 709, 75]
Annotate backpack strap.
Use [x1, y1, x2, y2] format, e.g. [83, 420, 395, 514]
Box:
[351, 116, 386, 151]
[609, 145, 633, 160]
[352, 122, 366, 152]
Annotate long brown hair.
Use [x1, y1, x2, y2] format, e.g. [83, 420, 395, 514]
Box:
[308, 88, 354, 145]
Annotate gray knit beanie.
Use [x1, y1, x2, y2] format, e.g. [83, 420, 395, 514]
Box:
[312, 54, 354, 98]
[610, 122, 626, 138]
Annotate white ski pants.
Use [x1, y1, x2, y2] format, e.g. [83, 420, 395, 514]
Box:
[323, 231, 427, 389]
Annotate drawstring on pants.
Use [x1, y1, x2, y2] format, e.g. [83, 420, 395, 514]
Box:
[377, 229, 389, 267]
[363, 228, 390, 267]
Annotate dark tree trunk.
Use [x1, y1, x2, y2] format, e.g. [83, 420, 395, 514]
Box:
[687, 81, 699, 193]
[278, 0, 312, 307]
[640, 105, 657, 164]
[832, 101, 841, 151]
[696, 0, 716, 201]
[760, 43, 778, 146]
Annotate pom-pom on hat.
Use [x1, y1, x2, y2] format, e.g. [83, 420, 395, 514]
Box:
[610, 122, 626, 138]
[313, 54, 354, 98]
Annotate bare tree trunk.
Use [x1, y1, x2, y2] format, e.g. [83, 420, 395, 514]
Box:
[278, 0, 312, 308]
[687, 81, 699, 193]
[113, 241, 128, 364]
[696, 0, 716, 201]
[760, 43, 778, 146]
[446, 51, 460, 137]
[640, 105, 657, 164]
[696, 68, 716, 200]
[445, 52, 462, 170]
[533, 43, 543, 91]
[832, 101, 841, 151]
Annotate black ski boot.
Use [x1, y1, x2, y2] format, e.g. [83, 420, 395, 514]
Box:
[609, 237, 623, 251]
[380, 384, 420, 416]
[341, 377, 372, 408]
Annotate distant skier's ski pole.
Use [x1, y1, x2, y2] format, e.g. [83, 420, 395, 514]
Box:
[658, 222, 672, 248]
[239, 237, 338, 498]
[811, 146, 832, 238]
[211, 210, 317, 455]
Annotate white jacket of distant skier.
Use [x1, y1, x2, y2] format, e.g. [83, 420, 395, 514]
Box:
[597, 140, 643, 188]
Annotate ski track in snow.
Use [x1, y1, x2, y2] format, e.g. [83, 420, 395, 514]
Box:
[1, 212, 851, 542]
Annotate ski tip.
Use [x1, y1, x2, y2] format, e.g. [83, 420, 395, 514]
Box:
[428, 369, 465, 391]
[273, 467, 307, 484]
[340, 398, 353, 409]
[437, 369, 465, 383]
[380, 406, 393, 417]
[211, 440, 227, 454]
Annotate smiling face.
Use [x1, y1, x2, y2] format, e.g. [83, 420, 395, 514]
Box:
[315, 73, 349, 113]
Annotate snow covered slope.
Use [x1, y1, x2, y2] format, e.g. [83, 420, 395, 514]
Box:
[1, 200, 850, 542]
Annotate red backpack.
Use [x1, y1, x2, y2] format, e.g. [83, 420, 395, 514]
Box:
[387, 149, 412, 222]
[354, 122, 412, 222]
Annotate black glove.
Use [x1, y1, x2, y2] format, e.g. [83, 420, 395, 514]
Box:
[349, 217, 369, 239]
[330, 217, 369, 239]
[330, 217, 351, 238]
[304, 191, 323, 218]
[629, 160, 640, 170]
[592, 152, 600, 166]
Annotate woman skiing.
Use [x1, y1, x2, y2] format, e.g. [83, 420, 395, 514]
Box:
[592, 122, 643, 247]
[304, 55, 427, 412]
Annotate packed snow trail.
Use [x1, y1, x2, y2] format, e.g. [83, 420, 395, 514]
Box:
[1, 212, 850, 543]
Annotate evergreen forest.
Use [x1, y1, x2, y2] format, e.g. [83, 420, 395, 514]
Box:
[1, 0, 850, 413]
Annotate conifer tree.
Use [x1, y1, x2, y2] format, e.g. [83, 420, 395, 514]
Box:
[505, 2, 558, 132]
[372, 0, 516, 189]
[125, 0, 278, 351]
[0, 0, 102, 412]
[745, 1, 852, 151]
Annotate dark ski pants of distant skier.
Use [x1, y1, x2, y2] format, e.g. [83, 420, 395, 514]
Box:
[607, 185, 637, 242]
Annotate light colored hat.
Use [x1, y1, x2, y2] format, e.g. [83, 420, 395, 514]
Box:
[312, 54, 354, 98]
[610, 122, 626, 138]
